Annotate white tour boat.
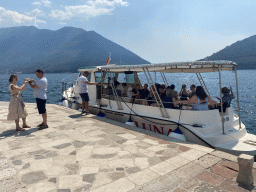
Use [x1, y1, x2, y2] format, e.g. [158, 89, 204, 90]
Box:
[62, 61, 256, 157]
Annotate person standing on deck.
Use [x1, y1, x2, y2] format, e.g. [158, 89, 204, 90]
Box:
[78, 71, 98, 115]
[28, 69, 48, 130]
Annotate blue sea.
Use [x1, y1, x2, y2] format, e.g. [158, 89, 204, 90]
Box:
[0, 70, 255, 134]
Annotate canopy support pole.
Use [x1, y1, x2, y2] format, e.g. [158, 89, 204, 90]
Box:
[160, 72, 169, 86]
[235, 68, 242, 128]
[143, 68, 169, 118]
[100, 69, 103, 103]
[196, 73, 210, 96]
[218, 66, 225, 135]
[109, 70, 123, 110]
[199, 73, 210, 96]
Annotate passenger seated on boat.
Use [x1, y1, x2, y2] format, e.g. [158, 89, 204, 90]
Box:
[115, 82, 124, 96]
[127, 83, 135, 98]
[162, 84, 167, 90]
[188, 84, 196, 98]
[166, 84, 178, 100]
[121, 83, 128, 97]
[215, 86, 235, 113]
[139, 84, 150, 105]
[130, 84, 140, 103]
[113, 77, 119, 88]
[145, 86, 156, 106]
[179, 84, 189, 100]
[162, 96, 175, 109]
[115, 82, 122, 89]
[151, 86, 166, 106]
[174, 86, 217, 111]
[155, 83, 161, 93]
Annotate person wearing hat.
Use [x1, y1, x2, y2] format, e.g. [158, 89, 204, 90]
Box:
[216, 86, 235, 112]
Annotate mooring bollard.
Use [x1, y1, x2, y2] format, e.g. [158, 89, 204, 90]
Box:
[236, 154, 254, 185]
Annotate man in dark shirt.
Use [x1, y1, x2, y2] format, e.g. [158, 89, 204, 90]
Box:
[130, 84, 140, 103]
[151, 86, 166, 106]
[159, 86, 166, 99]
[216, 86, 235, 112]
[113, 77, 119, 87]
[139, 84, 150, 105]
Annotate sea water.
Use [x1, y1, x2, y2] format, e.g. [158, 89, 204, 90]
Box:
[0, 70, 255, 134]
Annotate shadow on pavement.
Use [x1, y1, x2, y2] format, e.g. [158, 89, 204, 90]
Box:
[0, 127, 39, 139]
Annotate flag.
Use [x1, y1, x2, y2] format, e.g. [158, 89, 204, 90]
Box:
[106, 55, 111, 65]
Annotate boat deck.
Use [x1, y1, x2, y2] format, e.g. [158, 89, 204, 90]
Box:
[0, 101, 255, 192]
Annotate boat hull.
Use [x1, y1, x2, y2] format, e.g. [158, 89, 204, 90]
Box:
[89, 105, 213, 148]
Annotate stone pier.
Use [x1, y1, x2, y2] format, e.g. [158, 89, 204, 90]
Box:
[0, 101, 255, 192]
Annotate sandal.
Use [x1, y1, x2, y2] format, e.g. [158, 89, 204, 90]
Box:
[38, 124, 49, 130]
[16, 127, 25, 131]
[37, 123, 44, 128]
[23, 125, 31, 128]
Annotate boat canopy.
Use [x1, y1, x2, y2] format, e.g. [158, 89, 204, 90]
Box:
[78, 60, 237, 73]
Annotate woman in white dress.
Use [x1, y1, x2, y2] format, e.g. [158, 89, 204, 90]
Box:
[7, 74, 31, 131]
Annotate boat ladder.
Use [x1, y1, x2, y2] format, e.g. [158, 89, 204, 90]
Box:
[143, 68, 169, 118]
[110, 83, 123, 110]
[107, 70, 123, 110]
[160, 72, 169, 87]
[196, 73, 210, 96]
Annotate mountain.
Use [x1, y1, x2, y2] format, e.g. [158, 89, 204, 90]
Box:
[0, 26, 150, 73]
[201, 35, 256, 69]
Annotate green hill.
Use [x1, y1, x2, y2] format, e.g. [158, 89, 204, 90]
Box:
[0, 26, 150, 73]
[201, 35, 256, 69]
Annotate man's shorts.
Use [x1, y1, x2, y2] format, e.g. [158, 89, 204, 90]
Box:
[36, 98, 46, 114]
[80, 93, 90, 102]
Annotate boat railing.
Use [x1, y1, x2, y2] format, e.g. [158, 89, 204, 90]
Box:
[102, 96, 233, 118]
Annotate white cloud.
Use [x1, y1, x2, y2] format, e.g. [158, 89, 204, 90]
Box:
[26, 8, 45, 17]
[50, 0, 128, 21]
[58, 22, 67, 25]
[32, 0, 52, 8]
[0, 7, 46, 27]
[42, 0, 52, 8]
[87, 0, 128, 7]
[32, 1, 42, 6]
[51, 10, 71, 20]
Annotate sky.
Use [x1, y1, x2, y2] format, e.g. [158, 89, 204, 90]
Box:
[0, 0, 256, 63]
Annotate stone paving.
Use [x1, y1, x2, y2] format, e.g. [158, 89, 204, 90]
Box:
[0, 101, 255, 192]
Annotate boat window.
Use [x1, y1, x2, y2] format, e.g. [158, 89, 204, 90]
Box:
[95, 72, 102, 83]
[117, 73, 125, 83]
[87, 73, 91, 82]
[125, 73, 135, 84]
[104, 72, 116, 83]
